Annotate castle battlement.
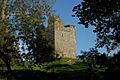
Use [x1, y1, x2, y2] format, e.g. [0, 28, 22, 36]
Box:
[45, 16, 76, 58]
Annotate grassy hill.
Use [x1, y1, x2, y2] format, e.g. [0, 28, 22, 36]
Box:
[1, 58, 116, 80]
[0, 58, 90, 80]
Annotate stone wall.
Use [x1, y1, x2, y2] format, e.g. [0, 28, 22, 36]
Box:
[46, 16, 76, 58]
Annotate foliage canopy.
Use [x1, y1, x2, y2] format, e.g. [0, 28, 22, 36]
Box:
[73, 0, 120, 52]
[0, 0, 55, 72]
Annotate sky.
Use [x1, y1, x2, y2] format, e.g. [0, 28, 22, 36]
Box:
[53, 0, 97, 55]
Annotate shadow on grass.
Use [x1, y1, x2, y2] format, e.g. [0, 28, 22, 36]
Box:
[0, 70, 89, 80]
[0, 64, 120, 80]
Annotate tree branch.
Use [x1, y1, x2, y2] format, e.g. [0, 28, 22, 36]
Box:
[1, 0, 7, 21]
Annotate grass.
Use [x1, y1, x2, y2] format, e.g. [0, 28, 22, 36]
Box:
[42, 58, 87, 73]
[0, 58, 89, 80]
[1, 58, 116, 80]
[1, 58, 120, 80]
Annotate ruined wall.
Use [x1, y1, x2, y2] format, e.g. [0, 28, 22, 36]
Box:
[44, 16, 55, 48]
[46, 16, 76, 58]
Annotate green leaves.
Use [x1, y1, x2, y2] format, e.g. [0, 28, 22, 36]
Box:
[73, 0, 120, 52]
[0, 0, 55, 71]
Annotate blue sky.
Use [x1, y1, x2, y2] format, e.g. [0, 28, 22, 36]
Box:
[53, 0, 97, 55]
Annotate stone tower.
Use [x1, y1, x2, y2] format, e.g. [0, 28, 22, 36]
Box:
[45, 16, 76, 58]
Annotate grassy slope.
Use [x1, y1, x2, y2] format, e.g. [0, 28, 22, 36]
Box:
[0, 58, 89, 80]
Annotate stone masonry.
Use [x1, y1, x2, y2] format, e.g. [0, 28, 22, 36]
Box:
[45, 16, 76, 58]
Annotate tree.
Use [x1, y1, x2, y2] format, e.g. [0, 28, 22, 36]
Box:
[0, 0, 17, 72]
[22, 24, 55, 63]
[72, 0, 120, 52]
[80, 48, 108, 71]
[0, 24, 16, 72]
[11, 0, 55, 63]
[0, 0, 55, 72]
[30, 25, 55, 63]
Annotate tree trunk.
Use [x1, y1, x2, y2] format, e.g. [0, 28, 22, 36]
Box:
[6, 60, 11, 72]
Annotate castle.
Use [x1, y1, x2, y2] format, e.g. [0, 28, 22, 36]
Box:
[45, 16, 76, 58]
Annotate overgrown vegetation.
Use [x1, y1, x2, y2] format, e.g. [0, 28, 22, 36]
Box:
[0, 0, 56, 79]
[0, 56, 119, 80]
[1, 0, 120, 80]
[73, 0, 120, 80]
